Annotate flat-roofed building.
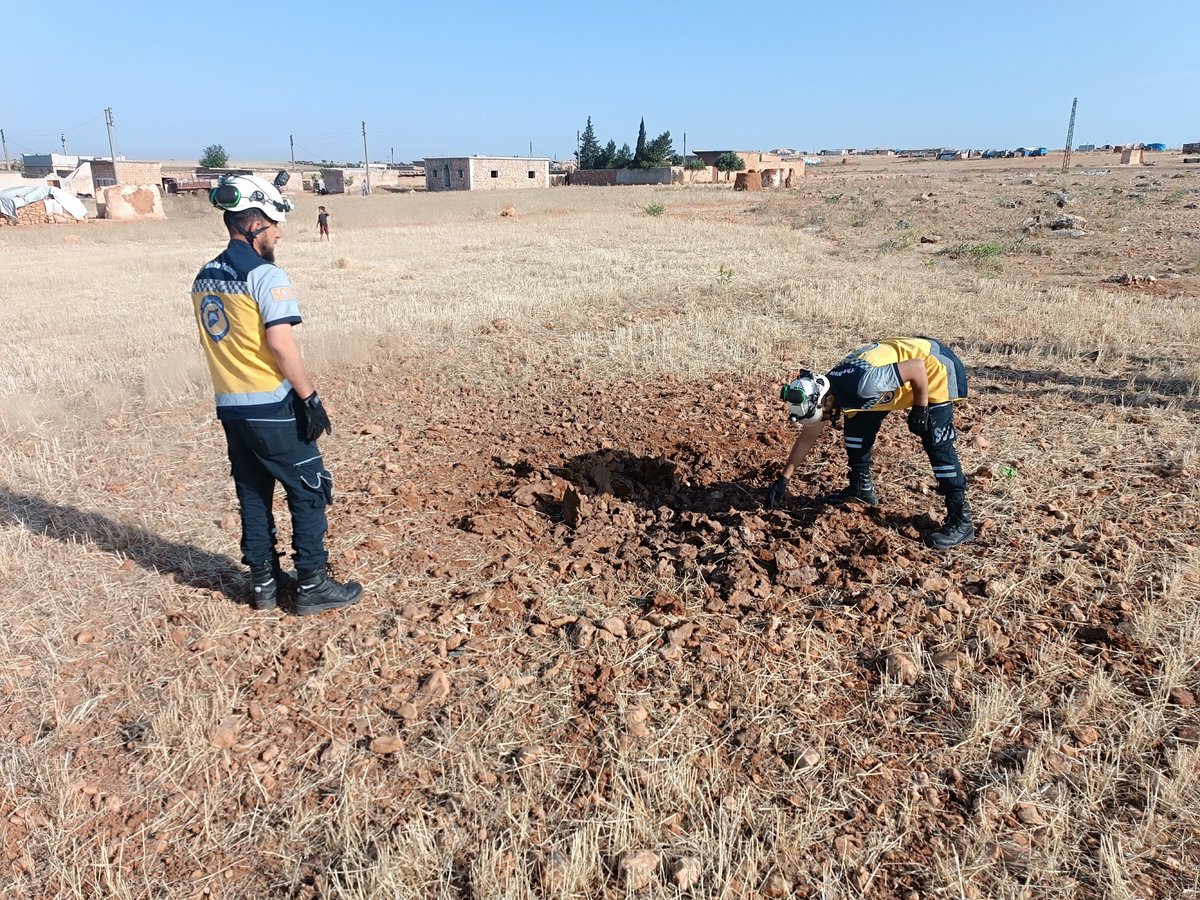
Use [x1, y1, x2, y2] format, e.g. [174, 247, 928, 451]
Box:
[423, 156, 550, 191]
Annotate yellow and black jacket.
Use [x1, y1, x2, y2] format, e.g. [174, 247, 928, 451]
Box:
[191, 241, 302, 421]
[826, 337, 967, 414]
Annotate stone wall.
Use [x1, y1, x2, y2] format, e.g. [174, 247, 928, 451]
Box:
[425, 158, 471, 191]
[90, 161, 164, 188]
[615, 167, 680, 185]
[469, 158, 549, 191]
[102, 184, 165, 220]
[0, 200, 70, 226]
[567, 169, 618, 186]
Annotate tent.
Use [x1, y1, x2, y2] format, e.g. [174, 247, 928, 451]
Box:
[0, 184, 89, 221]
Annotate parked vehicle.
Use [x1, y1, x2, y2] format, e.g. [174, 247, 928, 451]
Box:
[165, 177, 217, 195]
[1145, 143, 1167, 153]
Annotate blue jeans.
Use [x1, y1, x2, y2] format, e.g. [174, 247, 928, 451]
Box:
[221, 418, 333, 574]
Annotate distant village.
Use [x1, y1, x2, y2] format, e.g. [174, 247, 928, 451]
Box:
[0, 139, 1192, 225]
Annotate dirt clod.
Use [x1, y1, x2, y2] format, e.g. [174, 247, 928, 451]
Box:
[619, 849, 660, 891]
[209, 717, 239, 750]
[671, 855, 702, 889]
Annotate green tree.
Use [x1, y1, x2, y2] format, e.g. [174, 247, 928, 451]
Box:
[683, 156, 708, 171]
[632, 118, 647, 168]
[597, 140, 617, 169]
[643, 131, 675, 168]
[715, 152, 746, 174]
[612, 143, 634, 169]
[199, 144, 229, 168]
[577, 117, 602, 170]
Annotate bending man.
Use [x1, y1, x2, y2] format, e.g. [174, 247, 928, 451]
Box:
[765, 337, 975, 550]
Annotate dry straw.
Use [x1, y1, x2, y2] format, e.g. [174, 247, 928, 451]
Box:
[2, 173, 1198, 897]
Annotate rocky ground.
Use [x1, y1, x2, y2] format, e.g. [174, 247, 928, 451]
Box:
[761, 153, 1200, 298]
[2, 157, 1199, 898]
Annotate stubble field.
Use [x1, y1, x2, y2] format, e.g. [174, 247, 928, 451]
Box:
[1, 154, 1198, 899]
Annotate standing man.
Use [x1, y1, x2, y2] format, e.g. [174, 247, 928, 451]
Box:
[192, 173, 362, 613]
[764, 337, 975, 550]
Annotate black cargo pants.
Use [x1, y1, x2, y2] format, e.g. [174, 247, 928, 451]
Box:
[842, 402, 967, 495]
[221, 417, 333, 574]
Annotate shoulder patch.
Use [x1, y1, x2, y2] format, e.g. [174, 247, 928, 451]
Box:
[200, 295, 230, 342]
[271, 286, 296, 302]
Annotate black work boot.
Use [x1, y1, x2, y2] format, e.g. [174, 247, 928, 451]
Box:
[926, 493, 976, 550]
[827, 471, 879, 507]
[294, 569, 362, 616]
[248, 560, 293, 611]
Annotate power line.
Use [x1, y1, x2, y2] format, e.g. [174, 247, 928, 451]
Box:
[4, 135, 38, 153]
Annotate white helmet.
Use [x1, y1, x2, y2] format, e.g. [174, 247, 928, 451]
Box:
[209, 173, 293, 223]
[780, 369, 831, 423]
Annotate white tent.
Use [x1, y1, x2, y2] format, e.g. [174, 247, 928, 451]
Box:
[0, 184, 89, 221]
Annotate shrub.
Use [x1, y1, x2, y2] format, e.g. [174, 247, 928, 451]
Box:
[199, 144, 229, 168]
[714, 152, 745, 173]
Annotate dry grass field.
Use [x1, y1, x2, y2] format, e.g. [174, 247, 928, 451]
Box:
[2, 153, 1199, 899]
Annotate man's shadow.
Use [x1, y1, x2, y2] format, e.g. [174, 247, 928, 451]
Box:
[0, 486, 243, 597]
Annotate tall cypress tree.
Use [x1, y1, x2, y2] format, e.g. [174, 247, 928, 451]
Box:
[632, 118, 647, 169]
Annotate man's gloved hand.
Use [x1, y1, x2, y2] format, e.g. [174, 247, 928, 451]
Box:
[765, 475, 790, 510]
[299, 392, 332, 443]
[907, 405, 930, 438]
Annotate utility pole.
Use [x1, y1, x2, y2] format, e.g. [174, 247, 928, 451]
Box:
[529, 140, 533, 158]
[390, 146, 394, 166]
[683, 132, 687, 161]
[61, 133, 68, 154]
[1061, 97, 1078, 174]
[1, 129, 10, 170]
[290, 134, 295, 171]
[361, 121, 370, 195]
[576, 130, 580, 164]
[104, 107, 119, 183]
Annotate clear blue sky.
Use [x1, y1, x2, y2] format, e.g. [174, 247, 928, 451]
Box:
[6, 1, 1197, 164]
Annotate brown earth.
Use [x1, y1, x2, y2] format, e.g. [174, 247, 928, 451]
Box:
[2, 156, 1199, 898]
[711, 152, 1200, 300]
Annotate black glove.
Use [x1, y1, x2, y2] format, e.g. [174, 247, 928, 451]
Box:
[907, 405, 929, 438]
[765, 476, 789, 510]
[299, 392, 332, 443]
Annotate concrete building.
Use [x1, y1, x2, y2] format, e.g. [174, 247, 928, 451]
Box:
[21, 154, 80, 178]
[423, 156, 550, 191]
[692, 149, 794, 169]
[89, 159, 163, 190]
[690, 150, 803, 183]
